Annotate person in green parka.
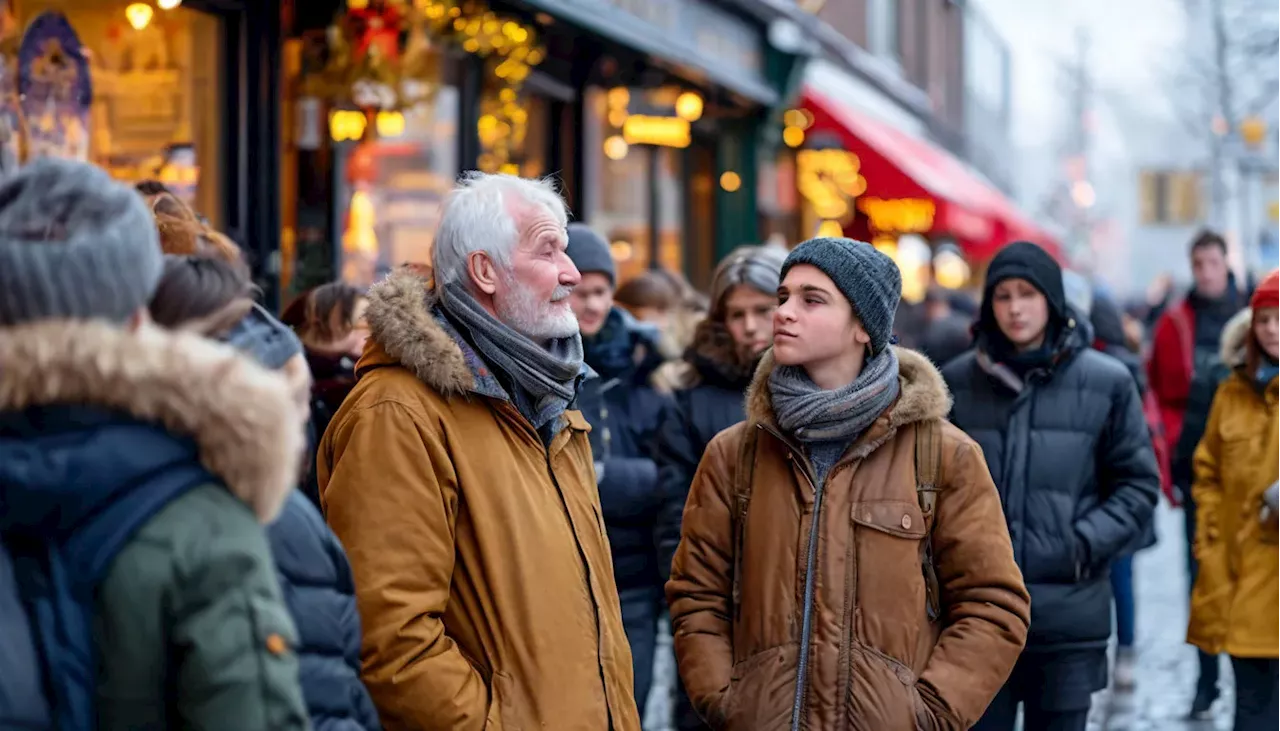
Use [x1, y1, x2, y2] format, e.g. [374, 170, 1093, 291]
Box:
[0, 158, 310, 731]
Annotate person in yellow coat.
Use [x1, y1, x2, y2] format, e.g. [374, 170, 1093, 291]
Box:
[1188, 268, 1279, 731]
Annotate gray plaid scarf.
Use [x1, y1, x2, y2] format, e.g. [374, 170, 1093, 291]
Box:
[440, 281, 587, 433]
[768, 347, 900, 443]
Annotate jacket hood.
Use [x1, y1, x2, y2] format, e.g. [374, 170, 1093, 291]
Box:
[0, 320, 301, 525]
[745, 346, 952, 459]
[1220, 307, 1254, 366]
[359, 267, 473, 397]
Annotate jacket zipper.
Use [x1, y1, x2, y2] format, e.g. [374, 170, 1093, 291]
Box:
[790, 458, 822, 731]
[758, 425, 846, 731]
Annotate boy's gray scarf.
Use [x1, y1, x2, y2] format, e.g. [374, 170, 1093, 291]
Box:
[440, 281, 586, 431]
[768, 347, 900, 443]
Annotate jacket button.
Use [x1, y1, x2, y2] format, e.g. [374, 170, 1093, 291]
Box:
[901, 514, 912, 530]
[266, 633, 288, 655]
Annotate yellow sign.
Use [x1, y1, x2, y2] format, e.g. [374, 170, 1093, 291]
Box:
[858, 197, 936, 234]
[797, 148, 865, 221]
[622, 115, 691, 148]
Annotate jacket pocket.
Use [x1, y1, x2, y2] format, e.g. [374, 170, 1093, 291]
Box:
[851, 500, 930, 668]
[485, 671, 519, 731]
[723, 643, 797, 731]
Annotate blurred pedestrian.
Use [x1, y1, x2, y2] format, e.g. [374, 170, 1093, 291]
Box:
[654, 244, 786, 731]
[566, 223, 674, 713]
[0, 158, 308, 730]
[918, 286, 974, 367]
[668, 237, 1029, 730]
[616, 270, 682, 328]
[650, 266, 711, 354]
[150, 254, 381, 731]
[1148, 231, 1246, 480]
[942, 242, 1160, 731]
[318, 173, 640, 730]
[1169, 306, 1251, 717]
[280, 282, 370, 507]
[1186, 269, 1278, 731]
[1089, 292, 1164, 691]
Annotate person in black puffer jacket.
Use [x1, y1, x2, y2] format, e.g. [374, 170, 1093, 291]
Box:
[942, 243, 1159, 731]
[567, 224, 675, 714]
[151, 256, 381, 731]
[654, 244, 785, 731]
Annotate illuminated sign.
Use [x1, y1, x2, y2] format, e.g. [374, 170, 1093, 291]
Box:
[796, 148, 865, 222]
[622, 115, 691, 148]
[858, 197, 936, 234]
[330, 110, 367, 142]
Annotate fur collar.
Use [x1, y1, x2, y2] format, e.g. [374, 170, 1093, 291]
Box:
[0, 321, 301, 522]
[1220, 307, 1254, 366]
[745, 346, 952, 459]
[363, 268, 473, 398]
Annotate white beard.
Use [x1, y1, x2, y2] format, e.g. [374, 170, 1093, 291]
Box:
[496, 273, 579, 341]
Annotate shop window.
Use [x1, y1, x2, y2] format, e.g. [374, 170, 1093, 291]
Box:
[332, 82, 461, 287]
[1140, 169, 1203, 226]
[583, 86, 690, 283]
[867, 0, 901, 64]
[9, 2, 224, 225]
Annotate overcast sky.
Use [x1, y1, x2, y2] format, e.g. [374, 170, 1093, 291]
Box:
[972, 0, 1188, 150]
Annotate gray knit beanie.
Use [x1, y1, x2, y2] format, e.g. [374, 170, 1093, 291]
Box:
[565, 223, 616, 286]
[0, 157, 162, 326]
[780, 237, 902, 355]
[709, 244, 786, 318]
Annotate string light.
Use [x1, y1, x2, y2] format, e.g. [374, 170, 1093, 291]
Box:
[125, 3, 153, 30]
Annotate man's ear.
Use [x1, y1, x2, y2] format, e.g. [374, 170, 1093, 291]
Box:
[467, 250, 501, 296]
[851, 319, 871, 346]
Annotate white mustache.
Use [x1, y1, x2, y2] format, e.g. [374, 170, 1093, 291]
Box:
[549, 285, 574, 302]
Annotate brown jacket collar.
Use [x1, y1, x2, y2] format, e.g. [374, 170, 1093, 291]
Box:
[745, 346, 953, 460]
[361, 268, 473, 398]
[0, 320, 301, 522]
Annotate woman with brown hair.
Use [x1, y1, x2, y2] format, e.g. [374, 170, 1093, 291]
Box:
[280, 282, 369, 497]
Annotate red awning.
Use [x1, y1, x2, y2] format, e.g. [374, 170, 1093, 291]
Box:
[800, 85, 1062, 262]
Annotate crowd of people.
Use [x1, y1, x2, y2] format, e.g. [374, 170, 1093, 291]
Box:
[0, 160, 1274, 731]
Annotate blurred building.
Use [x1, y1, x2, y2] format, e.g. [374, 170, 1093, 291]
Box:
[761, 0, 1057, 305]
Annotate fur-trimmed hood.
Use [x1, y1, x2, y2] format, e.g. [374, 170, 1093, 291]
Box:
[1220, 307, 1254, 366]
[745, 346, 952, 458]
[0, 320, 302, 523]
[360, 268, 474, 398]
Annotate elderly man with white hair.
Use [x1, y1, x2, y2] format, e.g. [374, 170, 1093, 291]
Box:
[318, 172, 640, 731]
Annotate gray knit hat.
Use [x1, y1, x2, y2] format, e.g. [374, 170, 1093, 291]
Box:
[565, 223, 616, 285]
[781, 237, 902, 355]
[709, 244, 786, 318]
[0, 158, 162, 326]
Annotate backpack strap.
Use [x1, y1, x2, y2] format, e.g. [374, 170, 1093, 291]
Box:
[915, 419, 944, 622]
[730, 425, 759, 621]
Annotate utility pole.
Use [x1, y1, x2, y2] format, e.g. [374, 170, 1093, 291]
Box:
[1059, 27, 1094, 266]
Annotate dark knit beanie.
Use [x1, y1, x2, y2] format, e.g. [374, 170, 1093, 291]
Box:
[979, 241, 1067, 330]
[780, 237, 902, 355]
[566, 223, 615, 286]
[0, 158, 162, 326]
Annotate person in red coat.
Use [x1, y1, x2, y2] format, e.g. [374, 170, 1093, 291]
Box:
[1146, 231, 1245, 480]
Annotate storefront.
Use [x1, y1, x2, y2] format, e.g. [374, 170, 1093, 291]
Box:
[0, 0, 279, 297]
[278, 0, 811, 298]
[783, 59, 1060, 301]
